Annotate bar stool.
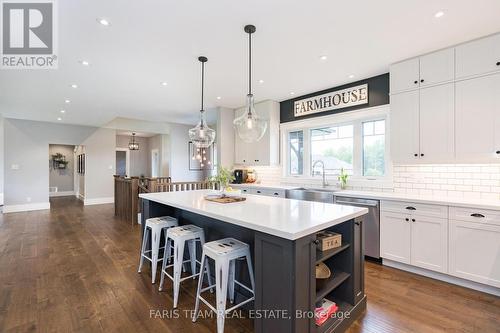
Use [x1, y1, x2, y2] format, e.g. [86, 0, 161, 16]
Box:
[138, 216, 178, 283]
[159, 225, 212, 308]
[193, 238, 255, 333]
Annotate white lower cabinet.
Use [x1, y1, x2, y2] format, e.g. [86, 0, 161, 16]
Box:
[449, 219, 500, 288]
[381, 210, 448, 273]
[410, 216, 448, 273]
[380, 212, 411, 264]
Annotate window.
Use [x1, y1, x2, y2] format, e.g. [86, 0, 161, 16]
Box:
[310, 125, 353, 176]
[284, 108, 390, 181]
[362, 120, 385, 177]
[288, 131, 304, 175]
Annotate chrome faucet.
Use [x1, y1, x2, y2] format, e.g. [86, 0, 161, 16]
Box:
[312, 160, 329, 187]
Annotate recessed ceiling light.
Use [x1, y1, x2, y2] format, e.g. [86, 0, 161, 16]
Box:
[97, 18, 110, 26]
[434, 11, 444, 18]
[71, 84, 78, 89]
[258, 79, 264, 84]
[79, 60, 90, 66]
[348, 74, 355, 79]
[290, 92, 295, 95]
[161, 81, 168, 86]
[60, 110, 65, 114]
[57, 117, 62, 121]
[319, 55, 328, 61]
[216, 96, 221, 100]
[64, 99, 70, 104]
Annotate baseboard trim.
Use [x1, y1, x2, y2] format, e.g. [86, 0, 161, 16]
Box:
[3, 202, 51, 213]
[49, 191, 75, 197]
[383, 259, 500, 297]
[84, 197, 114, 206]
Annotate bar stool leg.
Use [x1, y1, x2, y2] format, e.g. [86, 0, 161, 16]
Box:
[187, 239, 197, 278]
[138, 227, 149, 273]
[199, 234, 214, 292]
[245, 253, 256, 293]
[192, 253, 206, 322]
[159, 233, 170, 291]
[228, 259, 236, 303]
[172, 239, 185, 308]
[151, 227, 160, 284]
[215, 258, 229, 333]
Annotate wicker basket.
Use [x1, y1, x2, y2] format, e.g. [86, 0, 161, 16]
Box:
[316, 262, 332, 290]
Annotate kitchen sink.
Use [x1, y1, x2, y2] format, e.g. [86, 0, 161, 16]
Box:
[285, 187, 337, 203]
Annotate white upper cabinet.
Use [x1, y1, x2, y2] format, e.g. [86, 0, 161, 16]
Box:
[390, 58, 420, 93]
[419, 48, 455, 87]
[390, 49, 455, 94]
[391, 83, 454, 163]
[455, 73, 500, 160]
[419, 83, 455, 161]
[390, 90, 420, 162]
[234, 100, 280, 166]
[455, 33, 500, 79]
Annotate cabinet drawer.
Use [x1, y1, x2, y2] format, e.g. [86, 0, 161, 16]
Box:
[381, 200, 448, 219]
[252, 188, 286, 198]
[449, 206, 500, 226]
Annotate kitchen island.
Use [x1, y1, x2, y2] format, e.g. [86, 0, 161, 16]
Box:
[139, 190, 368, 333]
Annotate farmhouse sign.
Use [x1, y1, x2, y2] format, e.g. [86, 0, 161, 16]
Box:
[294, 84, 368, 117]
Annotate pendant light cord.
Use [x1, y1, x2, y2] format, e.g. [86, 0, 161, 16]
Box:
[201, 60, 205, 112]
[248, 31, 252, 95]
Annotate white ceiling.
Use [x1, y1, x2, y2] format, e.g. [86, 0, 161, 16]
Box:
[1, 0, 500, 127]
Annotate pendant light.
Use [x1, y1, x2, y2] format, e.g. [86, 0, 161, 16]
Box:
[128, 132, 139, 150]
[188, 56, 216, 148]
[233, 24, 267, 143]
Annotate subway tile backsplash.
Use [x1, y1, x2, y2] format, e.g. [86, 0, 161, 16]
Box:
[252, 164, 500, 201]
[393, 164, 500, 200]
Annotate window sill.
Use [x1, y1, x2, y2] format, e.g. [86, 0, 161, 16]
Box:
[280, 176, 394, 190]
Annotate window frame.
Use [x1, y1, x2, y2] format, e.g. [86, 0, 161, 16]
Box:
[280, 105, 392, 185]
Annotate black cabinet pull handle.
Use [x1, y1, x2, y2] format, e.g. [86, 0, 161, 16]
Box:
[274, 193, 279, 196]
[256, 191, 261, 194]
[414, 153, 418, 157]
[471, 213, 485, 218]
[496, 150, 500, 154]
[405, 218, 409, 222]
[313, 239, 320, 245]
[420, 153, 424, 157]
[355, 221, 361, 226]
[406, 206, 416, 210]
[411, 218, 416, 222]
[496, 62, 500, 66]
[420, 79, 424, 83]
[414, 80, 418, 84]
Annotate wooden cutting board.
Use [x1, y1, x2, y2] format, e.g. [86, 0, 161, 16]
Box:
[205, 195, 246, 203]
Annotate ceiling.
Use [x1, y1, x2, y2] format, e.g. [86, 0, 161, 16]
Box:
[1, 0, 500, 127]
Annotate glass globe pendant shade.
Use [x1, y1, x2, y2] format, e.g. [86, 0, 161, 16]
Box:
[234, 94, 267, 143]
[188, 111, 215, 148]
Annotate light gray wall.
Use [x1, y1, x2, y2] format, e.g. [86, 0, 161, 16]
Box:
[116, 135, 150, 177]
[49, 144, 75, 192]
[169, 123, 206, 182]
[4, 119, 115, 207]
[216, 107, 235, 170]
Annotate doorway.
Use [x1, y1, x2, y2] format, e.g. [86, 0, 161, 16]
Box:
[116, 148, 130, 177]
[49, 144, 76, 197]
[151, 149, 160, 177]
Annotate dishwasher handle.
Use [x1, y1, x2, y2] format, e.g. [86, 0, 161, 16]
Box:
[335, 200, 379, 208]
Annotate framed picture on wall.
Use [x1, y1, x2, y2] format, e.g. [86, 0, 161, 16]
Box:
[188, 142, 214, 171]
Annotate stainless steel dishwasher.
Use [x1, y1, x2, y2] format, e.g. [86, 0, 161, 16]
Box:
[334, 195, 380, 260]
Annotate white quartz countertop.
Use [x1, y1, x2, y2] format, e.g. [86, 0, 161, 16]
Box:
[335, 190, 500, 210]
[139, 190, 368, 240]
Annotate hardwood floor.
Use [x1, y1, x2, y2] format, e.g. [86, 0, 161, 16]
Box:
[0, 197, 498, 333]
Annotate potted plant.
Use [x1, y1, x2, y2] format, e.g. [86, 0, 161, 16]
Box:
[209, 166, 235, 193]
[338, 168, 349, 190]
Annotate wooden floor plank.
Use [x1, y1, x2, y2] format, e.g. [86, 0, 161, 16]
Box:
[0, 197, 498, 333]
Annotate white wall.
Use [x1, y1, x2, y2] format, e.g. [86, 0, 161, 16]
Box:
[0, 115, 4, 205]
[3, 119, 115, 212]
[216, 107, 235, 170]
[49, 144, 75, 194]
